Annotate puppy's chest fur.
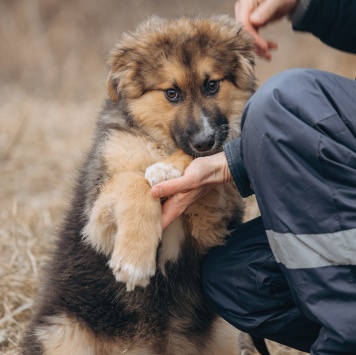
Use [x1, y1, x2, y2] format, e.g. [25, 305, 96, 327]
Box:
[82, 102, 243, 285]
[31, 108, 243, 347]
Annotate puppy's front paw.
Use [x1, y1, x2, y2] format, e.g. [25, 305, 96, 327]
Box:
[145, 162, 182, 187]
[109, 250, 156, 291]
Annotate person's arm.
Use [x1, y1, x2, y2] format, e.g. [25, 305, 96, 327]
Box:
[235, 0, 356, 58]
[292, 0, 356, 54]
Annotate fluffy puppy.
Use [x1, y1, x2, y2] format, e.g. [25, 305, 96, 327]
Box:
[22, 15, 257, 355]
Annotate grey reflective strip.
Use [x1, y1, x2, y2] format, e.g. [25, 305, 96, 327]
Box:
[266, 228, 356, 269]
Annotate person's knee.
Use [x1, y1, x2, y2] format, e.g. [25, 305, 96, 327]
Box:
[243, 68, 318, 128]
[201, 239, 298, 338]
[337, 327, 356, 350]
[239, 68, 323, 178]
[202, 253, 264, 336]
[201, 245, 269, 335]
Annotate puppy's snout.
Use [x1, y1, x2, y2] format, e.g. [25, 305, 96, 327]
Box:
[191, 133, 215, 152]
[189, 114, 217, 152]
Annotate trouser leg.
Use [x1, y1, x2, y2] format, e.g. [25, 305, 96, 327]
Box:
[202, 217, 320, 352]
[240, 69, 356, 354]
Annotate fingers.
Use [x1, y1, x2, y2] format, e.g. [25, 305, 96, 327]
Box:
[151, 153, 229, 199]
[235, 0, 268, 53]
[151, 180, 176, 199]
[254, 40, 278, 60]
[160, 193, 189, 230]
[151, 158, 206, 199]
[151, 174, 193, 199]
[150, 163, 207, 229]
[151, 168, 202, 229]
[150, 153, 231, 229]
[235, 0, 281, 60]
[151, 179, 187, 229]
[250, 0, 280, 26]
[251, 0, 299, 25]
[160, 184, 214, 230]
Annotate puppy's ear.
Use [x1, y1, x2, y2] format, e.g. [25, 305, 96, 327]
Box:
[231, 30, 256, 93]
[106, 46, 137, 102]
[106, 70, 120, 102]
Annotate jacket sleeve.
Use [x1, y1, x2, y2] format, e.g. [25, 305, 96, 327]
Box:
[223, 138, 254, 198]
[291, 0, 356, 54]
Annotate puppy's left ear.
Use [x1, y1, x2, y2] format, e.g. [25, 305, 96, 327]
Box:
[106, 46, 137, 102]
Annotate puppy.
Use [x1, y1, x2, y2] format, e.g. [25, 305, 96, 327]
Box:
[22, 15, 257, 354]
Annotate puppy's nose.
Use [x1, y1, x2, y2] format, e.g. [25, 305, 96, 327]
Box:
[191, 133, 215, 152]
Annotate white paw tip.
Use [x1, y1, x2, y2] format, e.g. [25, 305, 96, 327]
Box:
[145, 162, 181, 187]
[109, 259, 155, 291]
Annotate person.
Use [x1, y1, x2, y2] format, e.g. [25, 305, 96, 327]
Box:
[151, 0, 356, 354]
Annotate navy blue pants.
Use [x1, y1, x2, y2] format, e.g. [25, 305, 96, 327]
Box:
[202, 69, 356, 354]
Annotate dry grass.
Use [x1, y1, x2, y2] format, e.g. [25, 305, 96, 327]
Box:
[0, 91, 95, 354]
[1, 0, 355, 354]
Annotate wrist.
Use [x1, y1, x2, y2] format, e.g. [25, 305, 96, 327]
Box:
[289, 0, 311, 26]
[206, 152, 233, 184]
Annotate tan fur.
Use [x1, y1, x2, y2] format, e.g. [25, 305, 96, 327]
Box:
[206, 318, 245, 354]
[187, 182, 242, 253]
[158, 217, 185, 273]
[83, 131, 193, 289]
[36, 315, 119, 355]
[36, 314, 244, 355]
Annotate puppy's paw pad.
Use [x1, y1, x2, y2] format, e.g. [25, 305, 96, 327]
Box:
[109, 258, 155, 291]
[145, 162, 181, 187]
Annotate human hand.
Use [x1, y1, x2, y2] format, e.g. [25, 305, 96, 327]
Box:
[235, 0, 298, 59]
[151, 152, 232, 230]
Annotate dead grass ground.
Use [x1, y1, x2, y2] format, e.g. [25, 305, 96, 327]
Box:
[0, 0, 355, 354]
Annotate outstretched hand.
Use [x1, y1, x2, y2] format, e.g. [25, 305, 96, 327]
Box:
[235, 0, 298, 59]
[151, 152, 232, 230]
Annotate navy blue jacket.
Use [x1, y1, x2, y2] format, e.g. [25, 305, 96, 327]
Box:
[222, 1, 356, 353]
[293, 0, 356, 54]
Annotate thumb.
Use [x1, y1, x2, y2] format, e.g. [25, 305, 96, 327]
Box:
[250, 0, 279, 26]
[151, 175, 189, 199]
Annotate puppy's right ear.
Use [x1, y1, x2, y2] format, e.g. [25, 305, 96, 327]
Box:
[106, 47, 135, 102]
[106, 70, 120, 102]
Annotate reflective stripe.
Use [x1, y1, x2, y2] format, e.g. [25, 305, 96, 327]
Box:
[266, 228, 356, 269]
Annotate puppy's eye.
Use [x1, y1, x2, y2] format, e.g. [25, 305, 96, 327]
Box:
[165, 88, 180, 102]
[206, 80, 220, 95]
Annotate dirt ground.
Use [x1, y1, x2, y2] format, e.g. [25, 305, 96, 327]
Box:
[0, 0, 355, 354]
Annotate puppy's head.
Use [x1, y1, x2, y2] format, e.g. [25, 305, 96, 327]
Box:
[107, 15, 255, 156]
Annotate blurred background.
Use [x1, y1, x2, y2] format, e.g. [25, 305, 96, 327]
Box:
[0, 0, 355, 354]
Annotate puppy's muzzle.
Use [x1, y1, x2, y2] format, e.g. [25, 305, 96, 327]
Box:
[190, 131, 215, 152]
[189, 114, 217, 153]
